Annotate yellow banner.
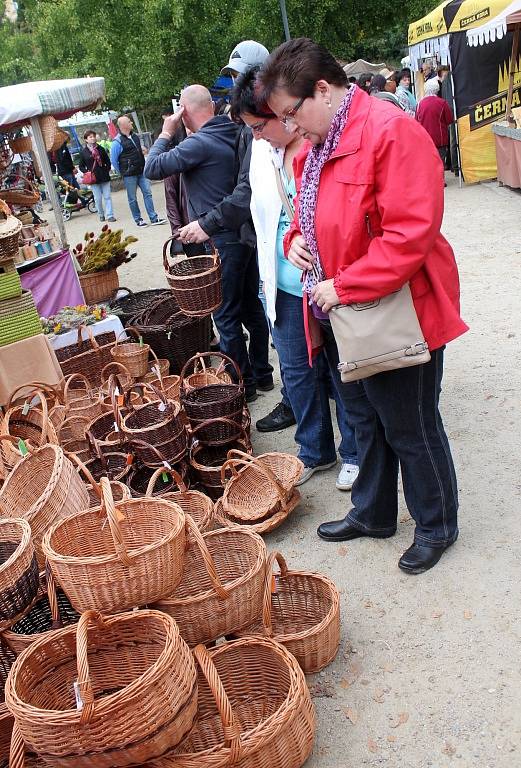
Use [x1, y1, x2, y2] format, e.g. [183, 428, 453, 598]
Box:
[408, 1, 450, 45]
[446, 0, 513, 32]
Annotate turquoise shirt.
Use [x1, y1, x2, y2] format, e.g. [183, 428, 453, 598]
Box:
[276, 170, 302, 297]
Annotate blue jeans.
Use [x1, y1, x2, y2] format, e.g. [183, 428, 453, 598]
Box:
[210, 234, 272, 392]
[62, 173, 79, 189]
[91, 182, 114, 220]
[324, 325, 459, 546]
[272, 290, 357, 467]
[123, 174, 159, 223]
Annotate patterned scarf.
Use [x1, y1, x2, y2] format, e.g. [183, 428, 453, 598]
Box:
[299, 85, 356, 302]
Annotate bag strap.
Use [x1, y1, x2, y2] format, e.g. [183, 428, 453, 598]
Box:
[272, 161, 295, 221]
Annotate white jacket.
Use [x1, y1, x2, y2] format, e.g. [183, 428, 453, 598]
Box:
[249, 139, 283, 325]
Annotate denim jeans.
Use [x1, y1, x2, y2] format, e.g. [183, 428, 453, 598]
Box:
[322, 321, 459, 547]
[91, 182, 114, 220]
[62, 173, 79, 189]
[123, 174, 158, 223]
[273, 290, 357, 467]
[210, 233, 272, 391]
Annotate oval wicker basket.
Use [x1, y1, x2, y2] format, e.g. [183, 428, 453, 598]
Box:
[0, 441, 90, 567]
[145, 374, 180, 401]
[163, 239, 222, 317]
[236, 551, 340, 674]
[156, 637, 315, 768]
[213, 492, 301, 535]
[126, 459, 190, 498]
[63, 374, 108, 426]
[79, 268, 119, 305]
[226, 449, 304, 503]
[180, 352, 233, 393]
[0, 390, 59, 478]
[188, 415, 250, 448]
[111, 327, 149, 378]
[42, 477, 187, 614]
[154, 525, 266, 647]
[0, 519, 39, 632]
[189, 436, 252, 501]
[5, 609, 198, 768]
[147, 467, 213, 532]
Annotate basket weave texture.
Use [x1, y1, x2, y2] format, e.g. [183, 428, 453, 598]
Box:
[150, 467, 213, 532]
[163, 239, 222, 317]
[111, 327, 149, 378]
[5, 609, 198, 768]
[0, 519, 39, 631]
[0, 291, 41, 347]
[79, 269, 119, 304]
[57, 327, 117, 389]
[0, 260, 22, 301]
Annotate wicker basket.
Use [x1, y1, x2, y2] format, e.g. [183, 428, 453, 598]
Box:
[143, 358, 171, 382]
[111, 327, 149, 378]
[145, 467, 213, 531]
[154, 524, 266, 647]
[182, 383, 245, 429]
[2, 569, 79, 655]
[109, 288, 171, 326]
[100, 362, 133, 394]
[0, 520, 39, 632]
[58, 327, 117, 389]
[189, 435, 252, 501]
[163, 239, 222, 317]
[0, 260, 22, 301]
[6, 609, 198, 768]
[63, 374, 108, 425]
[236, 551, 340, 674]
[122, 387, 186, 465]
[43, 477, 187, 614]
[0, 705, 14, 768]
[0, 181, 40, 211]
[0, 441, 89, 567]
[0, 291, 41, 348]
[79, 268, 119, 304]
[0, 201, 21, 266]
[188, 416, 250, 448]
[0, 392, 59, 479]
[157, 637, 315, 768]
[213, 492, 301, 535]
[132, 312, 212, 376]
[180, 352, 233, 393]
[127, 459, 190, 497]
[8, 136, 32, 154]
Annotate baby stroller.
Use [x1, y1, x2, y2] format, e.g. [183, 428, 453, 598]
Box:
[55, 176, 96, 221]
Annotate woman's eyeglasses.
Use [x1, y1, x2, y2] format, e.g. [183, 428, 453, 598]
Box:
[251, 119, 269, 134]
[280, 97, 305, 127]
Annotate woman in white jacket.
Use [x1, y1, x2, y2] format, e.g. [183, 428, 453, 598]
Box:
[231, 68, 358, 489]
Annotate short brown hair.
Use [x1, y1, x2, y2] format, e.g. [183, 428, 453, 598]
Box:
[83, 129, 96, 140]
[259, 37, 348, 101]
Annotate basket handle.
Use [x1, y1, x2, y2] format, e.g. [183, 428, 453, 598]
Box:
[180, 351, 243, 390]
[185, 515, 229, 599]
[192, 644, 242, 762]
[101, 361, 132, 385]
[145, 465, 186, 496]
[0, 434, 36, 453]
[45, 564, 64, 629]
[75, 609, 108, 724]
[74, 324, 100, 351]
[128, 439, 168, 468]
[261, 551, 289, 636]
[113, 326, 143, 351]
[4, 389, 50, 446]
[100, 476, 133, 566]
[67, 450, 102, 500]
[162, 235, 181, 270]
[7, 381, 64, 407]
[220, 453, 288, 507]
[189, 417, 248, 448]
[63, 373, 93, 404]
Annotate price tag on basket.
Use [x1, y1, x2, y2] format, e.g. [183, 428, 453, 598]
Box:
[18, 438, 28, 456]
[22, 401, 30, 416]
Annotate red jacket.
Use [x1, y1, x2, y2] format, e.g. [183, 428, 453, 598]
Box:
[284, 87, 468, 362]
[416, 95, 454, 148]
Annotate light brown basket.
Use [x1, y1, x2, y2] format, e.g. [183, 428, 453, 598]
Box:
[146, 467, 213, 532]
[67, 451, 131, 509]
[213, 491, 301, 535]
[9, 136, 32, 154]
[63, 374, 108, 427]
[236, 551, 340, 674]
[111, 327, 149, 378]
[0, 390, 59, 478]
[0, 441, 89, 567]
[221, 452, 303, 522]
[42, 477, 187, 614]
[146, 375, 181, 402]
[79, 268, 119, 304]
[0, 519, 39, 632]
[181, 353, 233, 393]
[156, 637, 315, 768]
[6, 609, 198, 768]
[143, 358, 170, 382]
[154, 525, 266, 647]
[227, 449, 304, 503]
[0, 705, 13, 766]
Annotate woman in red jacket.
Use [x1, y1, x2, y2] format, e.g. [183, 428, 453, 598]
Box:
[259, 38, 468, 575]
[416, 77, 454, 167]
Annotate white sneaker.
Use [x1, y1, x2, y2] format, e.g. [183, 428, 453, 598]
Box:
[295, 461, 337, 486]
[336, 463, 359, 491]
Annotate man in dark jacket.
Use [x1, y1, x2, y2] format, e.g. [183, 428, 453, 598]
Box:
[49, 140, 79, 188]
[110, 115, 166, 228]
[145, 84, 272, 401]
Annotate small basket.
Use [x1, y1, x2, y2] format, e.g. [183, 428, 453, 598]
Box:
[143, 358, 171, 382]
[5, 609, 198, 768]
[154, 525, 266, 647]
[57, 326, 117, 389]
[181, 354, 244, 426]
[0, 390, 59, 477]
[163, 238, 222, 317]
[236, 551, 341, 674]
[214, 492, 301, 535]
[131, 312, 212, 376]
[111, 327, 149, 378]
[0, 260, 22, 301]
[8, 136, 32, 154]
[145, 467, 213, 531]
[43, 477, 188, 614]
[79, 268, 119, 304]
[63, 374, 108, 425]
[189, 434, 252, 501]
[160, 638, 315, 768]
[0, 520, 39, 632]
[122, 386, 186, 464]
[180, 351, 233, 393]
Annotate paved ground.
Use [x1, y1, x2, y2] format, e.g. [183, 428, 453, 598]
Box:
[60, 175, 521, 767]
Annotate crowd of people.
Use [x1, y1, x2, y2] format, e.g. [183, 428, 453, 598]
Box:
[141, 38, 467, 576]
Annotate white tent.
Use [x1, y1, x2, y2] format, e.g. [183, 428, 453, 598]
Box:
[343, 59, 387, 77]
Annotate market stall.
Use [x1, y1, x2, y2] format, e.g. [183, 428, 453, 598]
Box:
[408, 0, 521, 183]
[492, 10, 521, 187]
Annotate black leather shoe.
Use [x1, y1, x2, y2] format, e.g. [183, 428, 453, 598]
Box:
[317, 518, 395, 542]
[245, 388, 258, 403]
[257, 380, 274, 392]
[398, 542, 451, 575]
[256, 401, 296, 432]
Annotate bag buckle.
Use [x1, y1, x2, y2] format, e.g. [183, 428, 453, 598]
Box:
[405, 342, 428, 356]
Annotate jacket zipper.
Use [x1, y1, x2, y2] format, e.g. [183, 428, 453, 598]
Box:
[365, 213, 373, 238]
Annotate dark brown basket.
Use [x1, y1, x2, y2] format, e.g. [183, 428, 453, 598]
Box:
[0, 540, 39, 631]
[127, 459, 190, 497]
[189, 436, 252, 500]
[121, 385, 185, 460]
[141, 292, 180, 325]
[108, 288, 171, 327]
[131, 313, 212, 376]
[84, 450, 130, 483]
[189, 416, 251, 449]
[163, 238, 222, 317]
[55, 329, 116, 364]
[57, 326, 116, 389]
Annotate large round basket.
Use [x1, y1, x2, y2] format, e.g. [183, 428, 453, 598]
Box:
[42, 478, 187, 614]
[163, 238, 222, 317]
[122, 388, 186, 465]
[5, 609, 198, 768]
[79, 268, 119, 304]
[0, 443, 89, 567]
[153, 638, 315, 768]
[154, 525, 266, 647]
[236, 552, 340, 674]
[0, 519, 39, 631]
[126, 459, 190, 498]
[148, 467, 213, 532]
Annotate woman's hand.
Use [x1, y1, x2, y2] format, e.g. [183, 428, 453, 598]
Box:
[311, 279, 341, 313]
[287, 235, 315, 271]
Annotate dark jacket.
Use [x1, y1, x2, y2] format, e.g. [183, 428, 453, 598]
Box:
[145, 115, 240, 226]
[78, 144, 112, 184]
[49, 143, 74, 175]
[110, 132, 145, 177]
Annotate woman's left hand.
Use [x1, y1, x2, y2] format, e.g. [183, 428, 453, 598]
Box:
[311, 279, 341, 312]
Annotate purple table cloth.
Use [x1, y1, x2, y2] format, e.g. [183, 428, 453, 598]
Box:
[20, 250, 84, 317]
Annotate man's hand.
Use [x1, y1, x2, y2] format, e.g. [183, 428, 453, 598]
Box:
[160, 108, 185, 139]
[311, 279, 341, 313]
[287, 234, 315, 271]
[178, 220, 209, 244]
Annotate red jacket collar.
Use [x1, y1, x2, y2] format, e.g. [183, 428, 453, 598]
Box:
[330, 87, 372, 160]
